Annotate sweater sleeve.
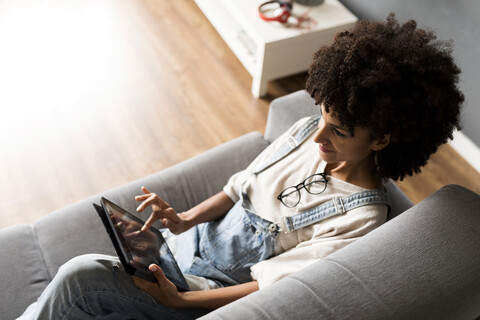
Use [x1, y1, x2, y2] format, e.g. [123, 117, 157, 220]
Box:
[250, 204, 388, 289]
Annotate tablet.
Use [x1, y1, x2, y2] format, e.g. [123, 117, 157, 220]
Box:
[93, 197, 189, 291]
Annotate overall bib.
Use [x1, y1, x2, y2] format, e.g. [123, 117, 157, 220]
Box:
[174, 115, 391, 288]
[173, 192, 279, 287]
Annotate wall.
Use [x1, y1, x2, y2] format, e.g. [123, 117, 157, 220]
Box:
[339, 0, 480, 147]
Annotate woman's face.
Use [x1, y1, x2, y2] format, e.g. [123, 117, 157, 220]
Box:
[313, 105, 387, 169]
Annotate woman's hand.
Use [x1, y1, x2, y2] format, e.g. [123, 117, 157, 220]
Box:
[135, 186, 190, 234]
[134, 264, 260, 310]
[133, 264, 184, 309]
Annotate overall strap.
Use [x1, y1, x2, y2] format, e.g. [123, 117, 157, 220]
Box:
[275, 190, 391, 233]
[253, 115, 322, 175]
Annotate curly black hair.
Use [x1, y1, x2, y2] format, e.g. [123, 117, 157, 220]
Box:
[305, 14, 464, 181]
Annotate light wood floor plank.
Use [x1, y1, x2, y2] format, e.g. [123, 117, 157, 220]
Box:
[0, 0, 478, 229]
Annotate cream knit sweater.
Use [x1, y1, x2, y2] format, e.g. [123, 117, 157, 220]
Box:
[223, 117, 388, 289]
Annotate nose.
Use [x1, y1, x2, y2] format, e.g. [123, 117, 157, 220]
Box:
[313, 118, 327, 143]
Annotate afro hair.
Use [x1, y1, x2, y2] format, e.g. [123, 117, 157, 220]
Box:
[305, 14, 464, 180]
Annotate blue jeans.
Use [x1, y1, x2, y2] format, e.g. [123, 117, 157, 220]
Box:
[18, 254, 209, 320]
[19, 197, 278, 319]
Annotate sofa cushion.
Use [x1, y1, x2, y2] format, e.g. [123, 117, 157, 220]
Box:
[0, 224, 50, 319]
[202, 185, 480, 319]
[34, 199, 116, 281]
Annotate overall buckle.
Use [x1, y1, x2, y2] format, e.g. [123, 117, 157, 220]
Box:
[287, 136, 299, 149]
[332, 197, 346, 214]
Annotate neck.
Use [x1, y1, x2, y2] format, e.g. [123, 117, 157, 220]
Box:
[324, 157, 380, 189]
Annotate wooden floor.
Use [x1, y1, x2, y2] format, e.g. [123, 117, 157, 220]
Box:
[0, 0, 478, 229]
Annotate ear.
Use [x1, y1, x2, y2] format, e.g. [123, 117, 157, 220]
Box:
[371, 134, 390, 151]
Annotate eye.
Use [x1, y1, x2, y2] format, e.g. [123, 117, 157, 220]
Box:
[333, 128, 346, 137]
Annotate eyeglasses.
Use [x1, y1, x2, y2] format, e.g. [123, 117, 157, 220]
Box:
[277, 173, 329, 208]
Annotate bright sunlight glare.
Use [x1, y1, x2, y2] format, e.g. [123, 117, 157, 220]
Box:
[0, 1, 129, 153]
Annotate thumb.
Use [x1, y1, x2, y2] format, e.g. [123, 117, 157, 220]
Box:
[149, 264, 169, 284]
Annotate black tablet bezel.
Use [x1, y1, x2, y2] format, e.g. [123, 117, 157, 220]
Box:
[93, 197, 189, 291]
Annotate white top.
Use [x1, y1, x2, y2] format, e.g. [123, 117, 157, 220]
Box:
[223, 117, 388, 288]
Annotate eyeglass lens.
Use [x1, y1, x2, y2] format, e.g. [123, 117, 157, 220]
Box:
[304, 174, 327, 195]
[279, 174, 327, 208]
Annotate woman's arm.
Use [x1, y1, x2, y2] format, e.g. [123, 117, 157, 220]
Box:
[180, 190, 235, 230]
[133, 264, 259, 310]
[178, 280, 259, 310]
[136, 187, 234, 234]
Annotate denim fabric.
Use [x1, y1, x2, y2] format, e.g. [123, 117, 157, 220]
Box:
[18, 198, 278, 319]
[17, 254, 209, 320]
[175, 196, 278, 287]
[280, 190, 391, 232]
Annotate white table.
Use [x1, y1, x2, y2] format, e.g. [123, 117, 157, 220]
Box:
[194, 0, 358, 97]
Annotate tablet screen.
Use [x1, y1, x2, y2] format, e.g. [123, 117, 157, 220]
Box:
[105, 200, 162, 269]
[101, 198, 188, 290]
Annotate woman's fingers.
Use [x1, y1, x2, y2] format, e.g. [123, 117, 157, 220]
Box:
[149, 264, 168, 282]
[136, 195, 168, 212]
[135, 187, 181, 232]
[135, 194, 150, 202]
[135, 187, 157, 205]
[134, 265, 181, 307]
[163, 207, 181, 223]
[141, 186, 152, 194]
[136, 188, 171, 212]
[141, 212, 159, 231]
[136, 194, 156, 212]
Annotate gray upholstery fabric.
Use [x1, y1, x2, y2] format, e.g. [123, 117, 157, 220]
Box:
[201, 185, 480, 320]
[265, 90, 319, 143]
[34, 132, 270, 281]
[383, 179, 412, 220]
[34, 202, 116, 281]
[0, 224, 50, 320]
[0, 132, 268, 319]
[2, 88, 477, 319]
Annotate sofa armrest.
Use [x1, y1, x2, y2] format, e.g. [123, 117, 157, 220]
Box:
[202, 185, 480, 320]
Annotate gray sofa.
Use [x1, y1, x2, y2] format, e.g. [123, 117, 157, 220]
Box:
[1, 90, 479, 320]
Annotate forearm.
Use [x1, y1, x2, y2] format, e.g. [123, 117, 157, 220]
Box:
[134, 266, 258, 311]
[181, 191, 234, 229]
[177, 281, 259, 310]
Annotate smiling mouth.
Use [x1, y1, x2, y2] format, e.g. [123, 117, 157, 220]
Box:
[319, 145, 333, 153]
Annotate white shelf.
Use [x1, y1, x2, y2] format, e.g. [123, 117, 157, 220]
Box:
[195, 0, 357, 97]
[222, 0, 357, 43]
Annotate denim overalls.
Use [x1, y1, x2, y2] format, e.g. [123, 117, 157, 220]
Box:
[174, 115, 391, 287]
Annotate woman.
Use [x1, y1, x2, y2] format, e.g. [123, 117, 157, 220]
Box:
[19, 14, 463, 319]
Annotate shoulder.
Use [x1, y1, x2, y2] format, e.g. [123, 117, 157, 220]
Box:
[310, 202, 388, 239]
[249, 116, 317, 165]
[285, 116, 319, 136]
